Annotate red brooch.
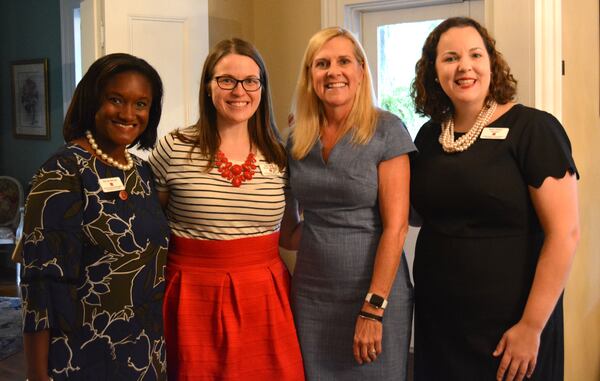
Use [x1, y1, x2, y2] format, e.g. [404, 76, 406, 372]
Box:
[216, 151, 257, 187]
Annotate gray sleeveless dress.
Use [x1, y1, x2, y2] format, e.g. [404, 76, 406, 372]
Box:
[288, 110, 416, 380]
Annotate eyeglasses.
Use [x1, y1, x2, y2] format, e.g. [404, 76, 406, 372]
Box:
[214, 76, 262, 92]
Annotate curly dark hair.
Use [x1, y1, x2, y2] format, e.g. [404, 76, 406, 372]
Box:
[178, 38, 286, 171]
[63, 53, 163, 150]
[411, 17, 517, 123]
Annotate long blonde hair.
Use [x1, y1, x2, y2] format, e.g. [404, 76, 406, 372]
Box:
[290, 27, 378, 160]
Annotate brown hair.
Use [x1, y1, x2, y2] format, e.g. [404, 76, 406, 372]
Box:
[411, 17, 517, 122]
[177, 38, 286, 170]
[63, 53, 163, 150]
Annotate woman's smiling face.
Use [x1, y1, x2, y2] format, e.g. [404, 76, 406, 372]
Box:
[310, 36, 364, 116]
[209, 53, 262, 128]
[93, 70, 152, 153]
[435, 26, 491, 110]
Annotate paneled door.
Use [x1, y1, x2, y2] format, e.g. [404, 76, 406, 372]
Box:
[80, 0, 209, 157]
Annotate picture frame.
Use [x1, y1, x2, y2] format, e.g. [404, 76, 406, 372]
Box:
[10, 58, 50, 139]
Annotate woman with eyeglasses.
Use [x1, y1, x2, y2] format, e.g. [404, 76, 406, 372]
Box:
[148, 38, 305, 380]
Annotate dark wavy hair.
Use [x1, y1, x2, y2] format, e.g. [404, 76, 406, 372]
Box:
[177, 38, 286, 171]
[411, 17, 517, 123]
[63, 53, 163, 150]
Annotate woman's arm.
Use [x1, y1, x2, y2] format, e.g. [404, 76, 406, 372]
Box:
[156, 190, 170, 210]
[24, 330, 51, 381]
[21, 152, 85, 381]
[279, 189, 302, 250]
[494, 171, 579, 381]
[353, 154, 410, 365]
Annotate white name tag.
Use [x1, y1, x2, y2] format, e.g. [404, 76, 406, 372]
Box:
[480, 127, 509, 140]
[98, 177, 125, 193]
[259, 163, 280, 176]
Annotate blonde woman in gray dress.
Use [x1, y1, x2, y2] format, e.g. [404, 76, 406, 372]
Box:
[283, 27, 415, 380]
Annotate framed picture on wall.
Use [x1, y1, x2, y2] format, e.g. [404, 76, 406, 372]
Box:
[10, 58, 50, 139]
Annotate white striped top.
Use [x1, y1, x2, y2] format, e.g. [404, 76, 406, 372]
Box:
[148, 128, 287, 240]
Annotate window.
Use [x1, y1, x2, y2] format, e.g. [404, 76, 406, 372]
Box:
[361, 1, 484, 139]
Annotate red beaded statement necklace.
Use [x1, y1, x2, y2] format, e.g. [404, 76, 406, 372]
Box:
[215, 150, 257, 187]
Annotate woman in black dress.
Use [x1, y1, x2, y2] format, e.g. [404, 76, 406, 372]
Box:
[410, 17, 579, 381]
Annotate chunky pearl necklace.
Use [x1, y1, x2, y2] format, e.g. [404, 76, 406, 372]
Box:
[85, 130, 134, 170]
[438, 100, 498, 153]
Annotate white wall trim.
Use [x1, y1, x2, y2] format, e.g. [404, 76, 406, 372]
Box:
[534, 0, 562, 120]
[59, 0, 82, 117]
[80, 0, 104, 75]
[321, 0, 464, 30]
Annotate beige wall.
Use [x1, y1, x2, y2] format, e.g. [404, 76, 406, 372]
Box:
[562, 1, 600, 380]
[252, 0, 321, 132]
[209, 0, 321, 132]
[208, 0, 255, 46]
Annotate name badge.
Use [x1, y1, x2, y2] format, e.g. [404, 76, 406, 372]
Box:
[98, 177, 125, 193]
[259, 163, 280, 176]
[480, 127, 509, 140]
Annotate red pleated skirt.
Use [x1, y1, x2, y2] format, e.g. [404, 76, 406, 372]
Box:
[164, 233, 305, 381]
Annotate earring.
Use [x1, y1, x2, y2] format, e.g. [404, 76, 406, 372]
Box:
[434, 77, 439, 83]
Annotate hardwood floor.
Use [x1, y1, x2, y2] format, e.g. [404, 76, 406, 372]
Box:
[0, 351, 25, 380]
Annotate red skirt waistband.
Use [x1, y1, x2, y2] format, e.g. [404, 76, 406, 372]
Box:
[168, 232, 280, 269]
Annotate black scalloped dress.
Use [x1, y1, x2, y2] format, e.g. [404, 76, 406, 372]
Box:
[410, 104, 578, 380]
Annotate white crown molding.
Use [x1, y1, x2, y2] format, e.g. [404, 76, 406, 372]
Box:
[60, 0, 82, 117]
[321, 0, 464, 29]
[534, 0, 562, 120]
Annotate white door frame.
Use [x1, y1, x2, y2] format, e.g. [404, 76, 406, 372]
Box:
[322, 0, 464, 41]
[320, 0, 562, 118]
[59, 0, 83, 116]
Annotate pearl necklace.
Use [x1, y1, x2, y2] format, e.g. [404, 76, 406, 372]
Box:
[438, 100, 498, 153]
[85, 130, 134, 171]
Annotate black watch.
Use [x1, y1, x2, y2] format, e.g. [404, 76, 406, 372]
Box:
[365, 293, 388, 309]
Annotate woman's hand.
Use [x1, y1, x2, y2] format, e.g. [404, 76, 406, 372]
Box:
[493, 321, 541, 381]
[350, 154, 410, 365]
[352, 306, 383, 364]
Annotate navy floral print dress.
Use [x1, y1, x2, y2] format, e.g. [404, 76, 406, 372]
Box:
[21, 144, 169, 381]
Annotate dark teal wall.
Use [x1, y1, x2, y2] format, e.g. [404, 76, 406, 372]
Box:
[0, 0, 64, 189]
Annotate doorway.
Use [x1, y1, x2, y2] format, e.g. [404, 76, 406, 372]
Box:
[359, 0, 484, 283]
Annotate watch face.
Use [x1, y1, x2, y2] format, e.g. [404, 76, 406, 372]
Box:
[370, 294, 385, 307]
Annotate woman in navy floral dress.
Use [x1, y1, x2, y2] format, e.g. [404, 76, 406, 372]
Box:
[20, 53, 169, 381]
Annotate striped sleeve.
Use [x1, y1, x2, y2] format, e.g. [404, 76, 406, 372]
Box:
[148, 132, 176, 192]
